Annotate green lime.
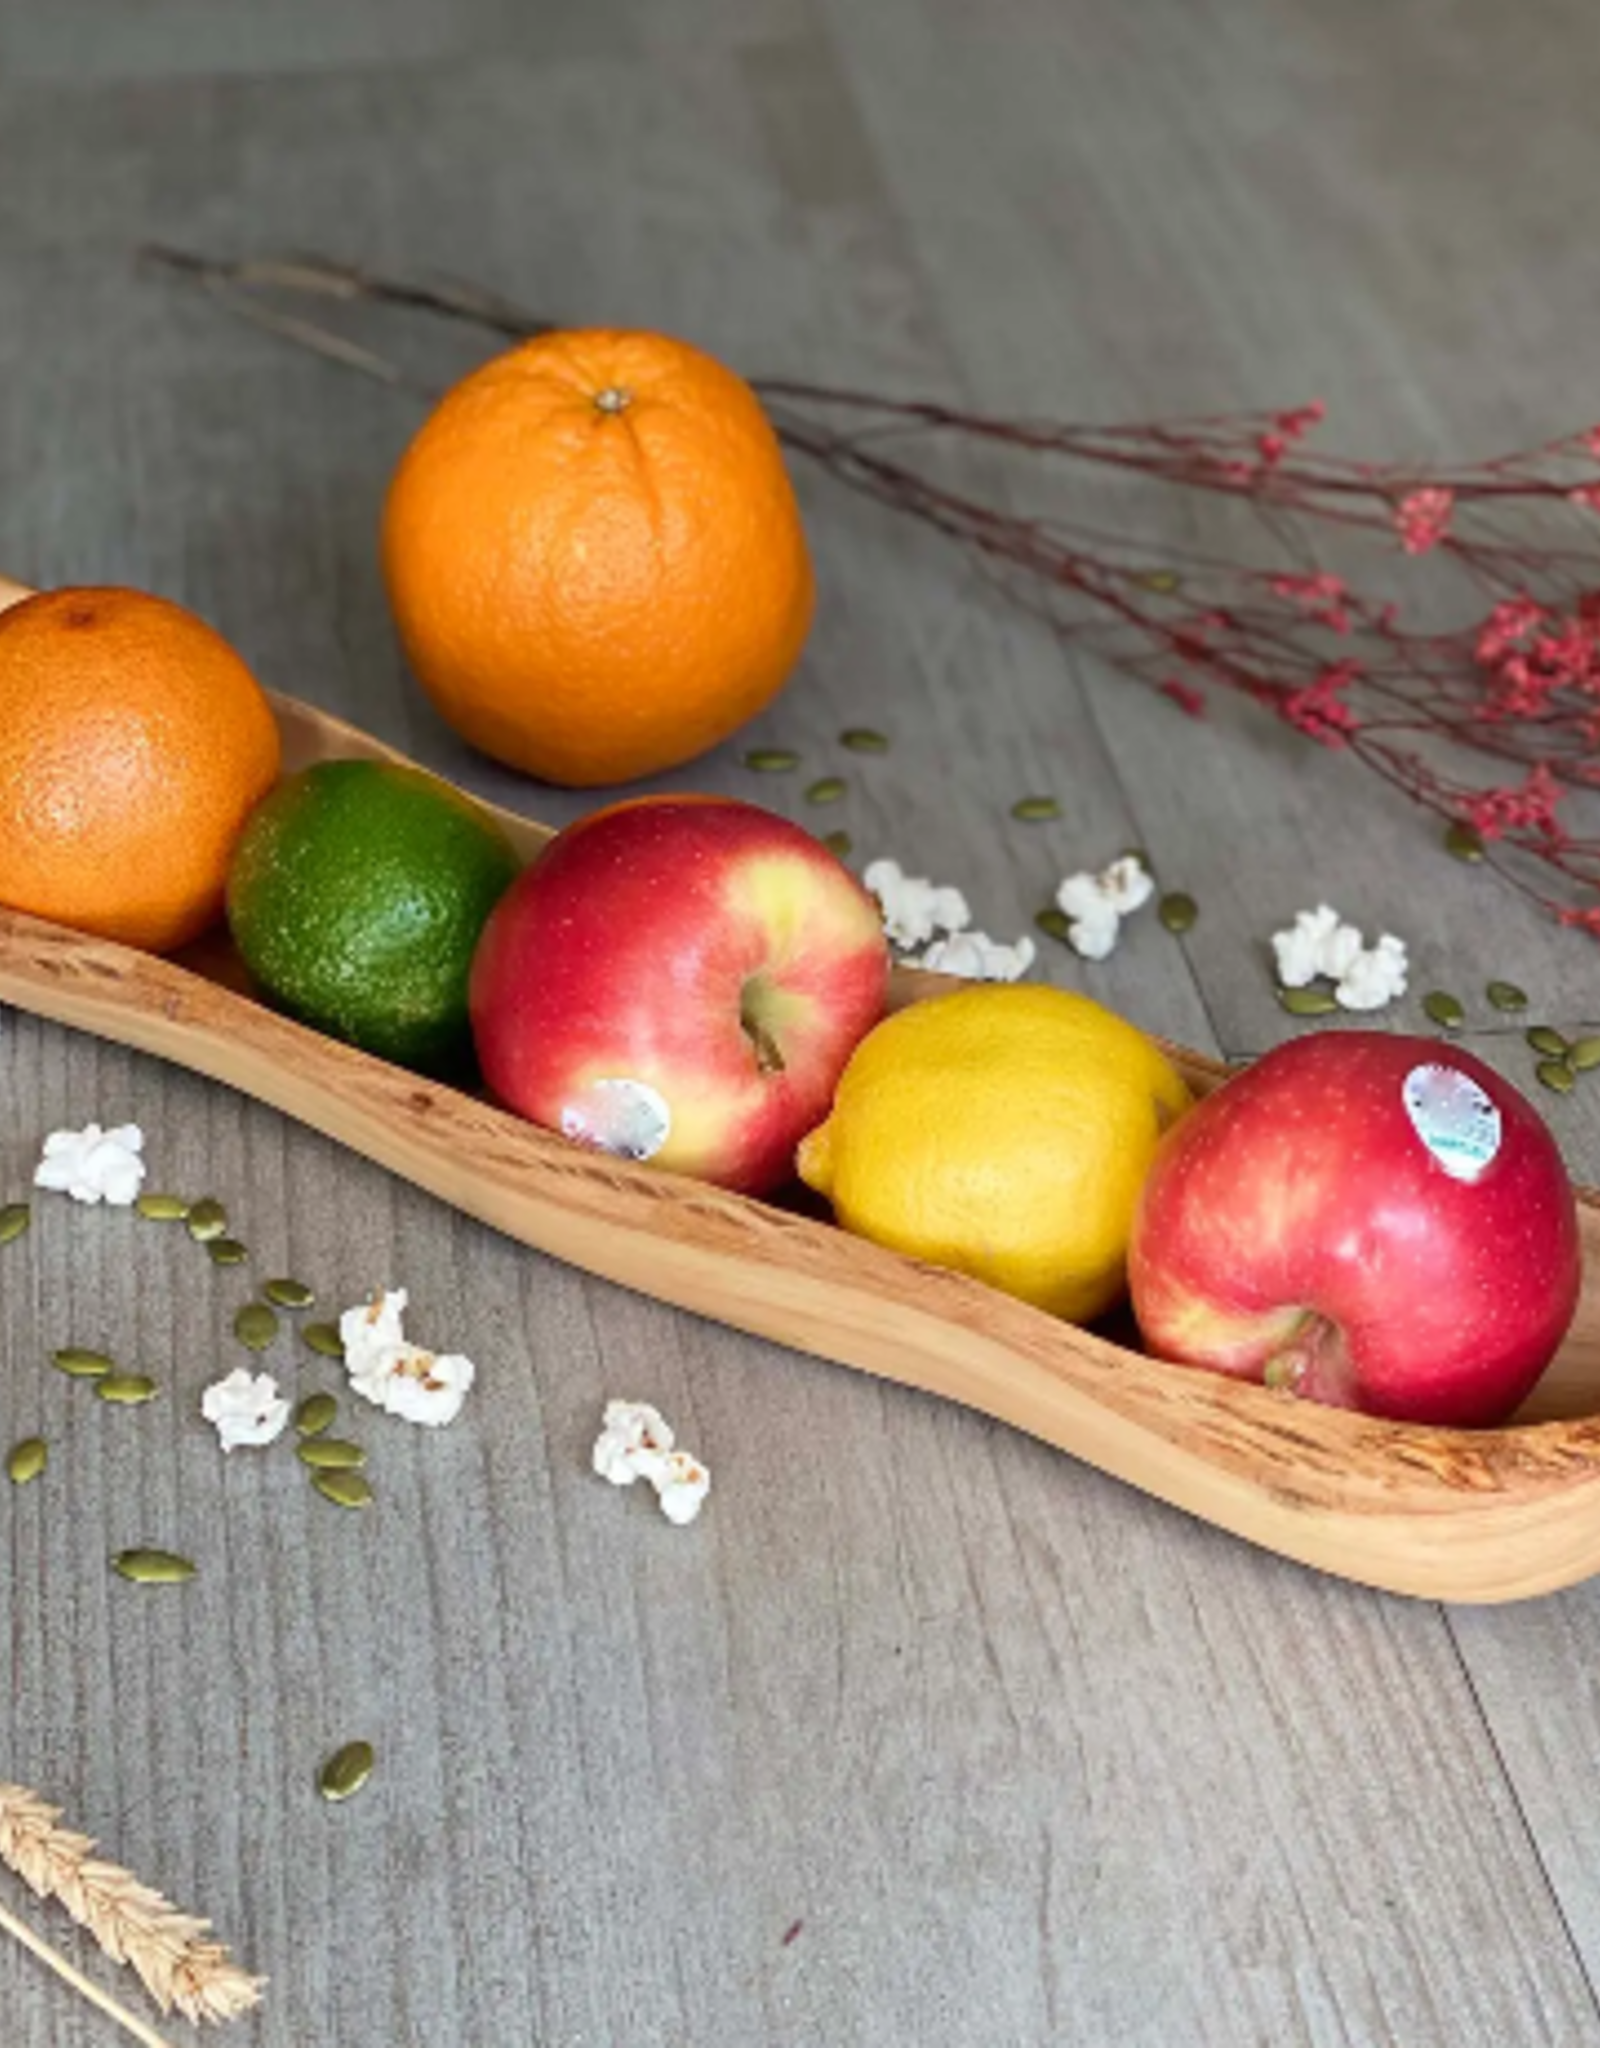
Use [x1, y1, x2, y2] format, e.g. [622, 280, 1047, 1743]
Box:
[226, 760, 520, 1076]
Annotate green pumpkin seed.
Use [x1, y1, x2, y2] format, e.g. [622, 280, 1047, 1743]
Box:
[208, 1237, 249, 1268]
[1527, 1025, 1570, 1058]
[263, 1277, 316, 1310]
[743, 747, 799, 773]
[1157, 892, 1198, 935]
[294, 1392, 338, 1438]
[1423, 991, 1465, 1031]
[1486, 980, 1529, 1012]
[312, 1469, 373, 1511]
[7, 1437, 47, 1486]
[234, 1303, 280, 1352]
[186, 1198, 228, 1242]
[1444, 822, 1486, 863]
[1277, 986, 1340, 1017]
[53, 1346, 113, 1380]
[1569, 1036, 1600, 1072]
[1034, 906, 1073, 944]
[804, 777, 847, 806]
[1537, 1058, 1576, 1095]
[318, 1739, 376, 1803]
[839, 727, 889, 754]
[113, 1547, 196, 1585]
[135, 1193, 190, 1222]
[0, 1202, 31, 1246]
[296, 1438, 366, 1471]
[821, 830, 853, 859]
[97, 1373, 158, 1405]
[302, 1321, 344, 1360]
[1010, 796, 1060, 822]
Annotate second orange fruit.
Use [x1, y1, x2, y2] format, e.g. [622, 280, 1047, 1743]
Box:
[380, 328, 815, 787]
[0, 587, 280, 954]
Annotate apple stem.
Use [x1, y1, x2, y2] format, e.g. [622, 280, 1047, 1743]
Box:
[740, 977, 788, 1075]
[745, 1021, 787, 1075]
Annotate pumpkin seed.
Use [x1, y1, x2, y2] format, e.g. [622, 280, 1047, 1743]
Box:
[743, 748, 799, 773]
[1034, 906, 1073, 944]
[0, 1202, 31, 1246]
[1422, 991, 1465, 1031]
[839, 727, 889, 754]
[234, 1303, 280, 1352]
[135, 1193, 189, 1222]
[296, 1438, 366, 1471]
[113, 1547, 196, 1585]
[186, 1198, 228, 1242]
[294, 1392, 338, 1438]
[97, 1373, 158, 1405]
[1527, 1025, 1570, 1058]
[318, 1739, 376, 1803]
[1010, 796, 1060, 822]
[53, 1346, 113, 1380]
[312, 1470, 373, 1511]
[804, 777, 847, 806]
[1486, 980, 1529, 1012]
[821, 830, 853, 859]
[1276, 986, 1339, 1017]
[1569, 1036, 1600, 1072]
[208, 1237, 249, 1268]
[7, 1437, 46, 1486]
[1157, 892, 1198, 935]
[302, 1321, 344, 1360]
[1444, 822, 1486, 863]
[1537, 1058, 1576, 1095]
[263, 1277, 316, 1310]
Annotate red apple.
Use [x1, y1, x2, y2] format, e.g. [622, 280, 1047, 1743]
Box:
[469, 795, 890, 1196]
[1128, 1031, 1581, 1426]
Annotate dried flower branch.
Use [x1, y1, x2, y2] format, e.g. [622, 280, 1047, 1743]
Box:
[0, 1781, 264, 2028]
[140, 244, 1600, 932]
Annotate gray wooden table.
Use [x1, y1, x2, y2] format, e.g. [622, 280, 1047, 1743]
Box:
[5, 3, 1600, 2042]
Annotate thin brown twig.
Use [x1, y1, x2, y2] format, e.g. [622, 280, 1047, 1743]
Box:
[198, 277, 421, 389]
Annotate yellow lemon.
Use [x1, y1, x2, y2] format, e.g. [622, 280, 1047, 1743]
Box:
[796, 984, 1191, 1322]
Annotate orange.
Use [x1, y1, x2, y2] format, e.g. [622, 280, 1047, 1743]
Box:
[380, 327, 815, 787]
[0, 587, 281, 953]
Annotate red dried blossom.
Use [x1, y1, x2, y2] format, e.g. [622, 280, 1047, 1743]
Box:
[1269, 572, 1351, 634]
[1475, 595, 1544, 662]
[1394, 487, 1456, 555]
[1282, 662, 1362, 747]
[1159, 678, 1207, 717]
[1459, 764, 1566, 844]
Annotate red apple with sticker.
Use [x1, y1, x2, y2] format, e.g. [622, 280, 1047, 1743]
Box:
[1128, 1031, 1581, 1427]
[469, 795, 890, 1196]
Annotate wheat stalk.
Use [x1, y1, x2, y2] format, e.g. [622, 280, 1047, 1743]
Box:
[0, 1782, 264, 2029]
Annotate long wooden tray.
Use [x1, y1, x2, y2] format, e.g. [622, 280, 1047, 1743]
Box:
[2, 683, 1600, 1603]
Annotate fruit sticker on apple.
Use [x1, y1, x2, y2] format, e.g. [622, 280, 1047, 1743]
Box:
[469, 796, 890, 1197]
[1128, 1031, 1582, 1428]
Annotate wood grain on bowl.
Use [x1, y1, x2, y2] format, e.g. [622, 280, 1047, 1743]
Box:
[0, 678, 1598, 1604]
